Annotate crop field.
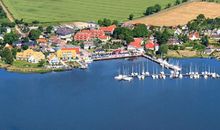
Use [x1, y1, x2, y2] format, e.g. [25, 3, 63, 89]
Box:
[2, 0, 175, 23]
[129, 2, 220, 26]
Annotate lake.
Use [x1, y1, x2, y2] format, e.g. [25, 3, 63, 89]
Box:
[0, 58, 220, 130]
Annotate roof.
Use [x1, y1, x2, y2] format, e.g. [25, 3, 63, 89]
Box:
[37, 38, 47, 43]
[189, 32, 200, 39]
[99, 25, 116, 33]
[56, 27, 74, 36]
[145, 41, 159, 49]
[128, 38, 143, 48]
[61, 47, 80, 54]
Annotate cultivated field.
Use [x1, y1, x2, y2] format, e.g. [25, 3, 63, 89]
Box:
[129, 2, 220, 26]
[2, 0, 175, 23]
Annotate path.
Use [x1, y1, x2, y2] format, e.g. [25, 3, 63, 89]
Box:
[0, 0, 25, 36]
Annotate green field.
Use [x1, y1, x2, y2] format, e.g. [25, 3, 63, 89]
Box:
[2, 0, 175, 23]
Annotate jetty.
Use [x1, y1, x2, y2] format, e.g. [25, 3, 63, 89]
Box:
[92, 53, 181, 72]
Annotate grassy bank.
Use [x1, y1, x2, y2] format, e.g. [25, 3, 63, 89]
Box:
[0, 60, 79, 73]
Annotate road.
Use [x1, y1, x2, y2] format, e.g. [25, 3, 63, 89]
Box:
[0, 0, 25, 36]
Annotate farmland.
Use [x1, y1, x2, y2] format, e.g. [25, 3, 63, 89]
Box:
[2, 0, 175, 23]
[129, 2, 220, 26]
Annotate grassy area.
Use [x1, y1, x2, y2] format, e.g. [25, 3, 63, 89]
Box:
[2, 0, 175, 23]
[13, 60, 39, 68]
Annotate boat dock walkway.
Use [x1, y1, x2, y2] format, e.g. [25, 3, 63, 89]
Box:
[92, 53, 181, 72]
[142, 54, 181, 71]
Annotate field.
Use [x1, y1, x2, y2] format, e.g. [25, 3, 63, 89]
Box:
[129, 2, 220, 26]
[2, 0, 175, 23]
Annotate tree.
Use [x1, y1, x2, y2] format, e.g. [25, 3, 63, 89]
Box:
[32, 20, 40, 24]
[3, 33, 19, 44]
[175, 0, 181, 5]
[22, 45, 29, 50]
[159, 44, 168, 54]
[38, 60, 46, 67]
[1, 48, 14, 64]
[112, 20, 119, 26]
[154, 4, 161, 12]
[128, 14, 134, 20]
[46, 26, 53, 33]
[97, 18, 112, 26]
[11, 48, 17, 58]
[38, 26, 44, 32]
[196, 14, 206, 22]
[132, 24, 149, 37]
[28, 29, 41, 40]
[113, 27, 134, 44]
[201, 36, 209, 46]
[155, 29, 171, 45]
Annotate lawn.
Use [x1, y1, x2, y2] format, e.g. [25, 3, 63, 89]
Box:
[2, 0, 175, 23]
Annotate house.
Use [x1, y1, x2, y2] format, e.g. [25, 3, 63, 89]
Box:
[127, 38, 144, 52]
[189, 32, 200, 41]
[4, 43, 13, 49]
[98, 35, 110, 42]
[145, 40, 159, 51]
[168, 37, 182, 45]
[56, 48, 77, 62]
[37, 38, 48, 44]
[16, 49, 45, 63]
[47, 53, 60, 65]
[71, 22, 99, 30]
[74, 32, 91, 41]
[99, 25, 116, 35]
[74, 29, 105, 41]
[83, 41, 96, 50]
[174, 28, 182, 36]
[50, 36, 67, 47]
[22, 41, 37, 49]
[56, 27, 74, 39]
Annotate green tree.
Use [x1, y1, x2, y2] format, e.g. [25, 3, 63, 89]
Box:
[46, 26, 53, 33]
[155, 29, 171, 45]
[1, 48, 14, 64]
[132, 24, 149, 37]
[38, 60, 46, 67]
[28, 29, 41, 40]
[3, 33, 19, 44]
[128, 14, 134, 20]
[201, 36, 209, 46]
[159, 44, 168, 54]
[113, 27, 134, 44]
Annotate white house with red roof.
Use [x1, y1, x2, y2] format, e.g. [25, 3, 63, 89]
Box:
[99, 25, 116, 35]
[127, 38, 144, 52]
[145, 40, 159, 51]
[189, 32, 200, 41]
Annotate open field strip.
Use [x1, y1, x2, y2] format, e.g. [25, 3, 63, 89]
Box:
[129, 2, 220, 26]
[2, 0, 175, 23]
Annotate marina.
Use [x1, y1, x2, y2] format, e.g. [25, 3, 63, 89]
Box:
[1, 58, 220, 130]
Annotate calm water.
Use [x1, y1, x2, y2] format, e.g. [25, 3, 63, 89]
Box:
[0, 58, 220, 130]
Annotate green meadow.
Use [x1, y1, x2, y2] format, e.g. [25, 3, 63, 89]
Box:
[2, 0, 175, 23]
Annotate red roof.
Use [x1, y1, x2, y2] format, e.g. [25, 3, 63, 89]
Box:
[99, 25, 116, 33]
[61, 47, 80, 54]
[128, 38, 143, 49]
[98, 35, 109, 40]
[189, 32, 200, 39]
[74, 32, 91, 41]
[145, 41, 158, 49]
[74, 29, 106, 41]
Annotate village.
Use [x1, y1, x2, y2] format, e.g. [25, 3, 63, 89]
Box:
[0, 14, 220, 73]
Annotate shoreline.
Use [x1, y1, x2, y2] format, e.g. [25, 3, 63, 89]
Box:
[0, 51, 219, 74]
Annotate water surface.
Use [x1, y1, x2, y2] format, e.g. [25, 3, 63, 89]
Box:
[0, 58, 220, 130]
